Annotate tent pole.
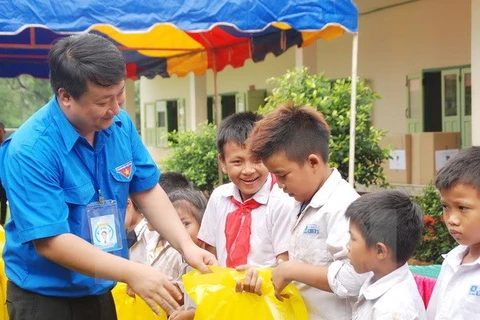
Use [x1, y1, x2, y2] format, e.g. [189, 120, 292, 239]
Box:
[348, 33, 359, 186]
[212, 51, 224, 185]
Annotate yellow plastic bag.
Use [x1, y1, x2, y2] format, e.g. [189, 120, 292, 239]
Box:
[1, 226, 8, 320]
[112, 282, 167, 320]
[183, 266, 308, 320]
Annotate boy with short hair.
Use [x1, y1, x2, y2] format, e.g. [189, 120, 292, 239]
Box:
[197, 111, 293, 269]
[247, 105, 364, 320]
[345, 190, 426, 319]
[426, 146, 480, 319]
[159, 172, 194, 194]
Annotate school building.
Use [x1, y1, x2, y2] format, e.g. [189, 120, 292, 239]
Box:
[121, 0, 479, 192]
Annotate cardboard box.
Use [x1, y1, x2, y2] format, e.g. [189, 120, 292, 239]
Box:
[411, 132, 461, 185]
[379, 134, 412, 184]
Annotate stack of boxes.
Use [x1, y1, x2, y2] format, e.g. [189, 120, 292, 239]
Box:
[379, 132, 461, 186]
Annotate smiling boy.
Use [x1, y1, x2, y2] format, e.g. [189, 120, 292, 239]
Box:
[197, 112, 293, 269]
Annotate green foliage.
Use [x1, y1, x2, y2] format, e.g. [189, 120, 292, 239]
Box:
[161, 122, 220, 192]
[258, 67, 390, 186]
[413, 184, 456, 264]
[0, 76, 51, 127]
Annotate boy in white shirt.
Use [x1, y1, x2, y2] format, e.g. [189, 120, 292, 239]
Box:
[427, 146, 480, 319]
[344, 190, 426, 319]
[197, 112, 292, 270]
[247, 105, 365, 320]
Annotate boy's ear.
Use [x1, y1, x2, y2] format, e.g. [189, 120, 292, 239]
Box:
[218, 154, 227, 174]
[375, 242, 389, 260]
[307, 154, 321, 169]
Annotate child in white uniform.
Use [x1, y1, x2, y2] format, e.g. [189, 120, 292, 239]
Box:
[427, 146, 480, 319]
[247, 105, 366, 320]
[198, 112, 293, 269]
[344, 190, 427, 319]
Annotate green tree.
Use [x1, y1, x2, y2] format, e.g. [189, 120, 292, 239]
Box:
[258, 67, 390, 187]
[161, 122, 221, 192]
[0, 75, 51, 127]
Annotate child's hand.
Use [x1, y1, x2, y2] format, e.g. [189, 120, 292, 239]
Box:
[169, 308, 195, 320]
[235, 264, 262, 295]
[271, 259, 291, 301]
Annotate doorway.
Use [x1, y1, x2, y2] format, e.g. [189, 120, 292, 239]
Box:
[407, 66, 472, 148]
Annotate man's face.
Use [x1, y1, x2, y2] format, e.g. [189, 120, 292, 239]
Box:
[58, 80, 126, 136]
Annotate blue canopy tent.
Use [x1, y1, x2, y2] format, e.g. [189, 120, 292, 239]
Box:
[0, 0, 360, 184]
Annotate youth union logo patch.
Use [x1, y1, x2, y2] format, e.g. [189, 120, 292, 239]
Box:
[116, 161, 132, 179]
[303, 224, 320, 235]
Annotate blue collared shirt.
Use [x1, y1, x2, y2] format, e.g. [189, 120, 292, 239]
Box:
[0, 97, 160, 297]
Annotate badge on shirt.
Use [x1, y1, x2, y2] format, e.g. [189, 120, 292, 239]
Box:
[469, 285, 480, 296]
[86, 200, 123, 252]
[303, 224, 320, 235]
[116, 161, 133, 179]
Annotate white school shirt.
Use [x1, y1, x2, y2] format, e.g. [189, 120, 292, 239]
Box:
[129, 219, 161, 265]
[426, 245, 480, 320]
[290, 168, 360, 320]
[352, 263, 427, 320]
[197, 174, 294, 267]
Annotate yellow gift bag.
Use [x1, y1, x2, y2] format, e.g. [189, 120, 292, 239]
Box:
[112, 282, 167, 320]
[183, 266, 309, 320]
[1, 226, 8, 320]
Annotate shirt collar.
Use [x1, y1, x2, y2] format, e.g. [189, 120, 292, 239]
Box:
[360, 263, 410, 301]
[49, 96, 123, 152]
[307, 168, 342, 209]
[444, 245, 480, 268]
[221, 173, 273, 205]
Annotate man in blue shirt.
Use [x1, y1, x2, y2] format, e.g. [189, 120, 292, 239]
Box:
[0, 33, 216, 320]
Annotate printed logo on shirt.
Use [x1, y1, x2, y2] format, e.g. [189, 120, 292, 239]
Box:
[116, 161, 132, 179]
[303, 224, 320, 235]
[469, 285, 480, 296]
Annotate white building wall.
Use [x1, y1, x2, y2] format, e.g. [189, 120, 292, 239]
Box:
[316, 0, 471, 133]
[472, 0, 480, 146]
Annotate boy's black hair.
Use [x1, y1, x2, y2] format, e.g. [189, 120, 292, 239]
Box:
[345, 190, 424, 264]
[159, 171, 194, 194]
[168, 188, 207, 224]
[435, 146, 480, 191]
[216, 112, 263, 158]
[247, 104, 330, 165]
[49, 33, 126, 99]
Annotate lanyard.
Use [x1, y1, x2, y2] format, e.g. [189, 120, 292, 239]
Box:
[74, 141, 104, 204]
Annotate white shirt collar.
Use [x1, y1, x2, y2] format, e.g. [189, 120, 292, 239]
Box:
[360, 263, 411, 301]
[306, 168, 342, 210]
[220, 173, 273, 205]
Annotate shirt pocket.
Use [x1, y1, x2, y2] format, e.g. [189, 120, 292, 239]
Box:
[109, 160, 136, 183]
[296, 237, 330, 265]
[461, 293, 480, 315]
[63, 181, 95, 205]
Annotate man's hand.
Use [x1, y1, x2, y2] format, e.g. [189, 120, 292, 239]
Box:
[271, 259, 292, 301]
[182, 243, 218, 273]
[125, 263, 183, 315]
[235, 265, 262, 295]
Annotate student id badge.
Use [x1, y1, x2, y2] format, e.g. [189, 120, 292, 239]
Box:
[86, 199, 123, 252]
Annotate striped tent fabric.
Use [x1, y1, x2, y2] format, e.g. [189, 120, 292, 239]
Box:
[0, 0, 358, 79]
